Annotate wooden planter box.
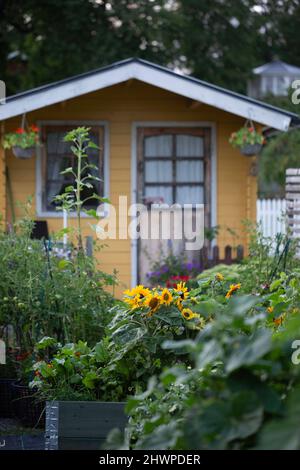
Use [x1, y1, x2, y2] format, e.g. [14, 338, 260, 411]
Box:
[45, 401, 127, 450]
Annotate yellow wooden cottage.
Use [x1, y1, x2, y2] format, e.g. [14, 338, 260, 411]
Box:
[0, 58, 298, 294]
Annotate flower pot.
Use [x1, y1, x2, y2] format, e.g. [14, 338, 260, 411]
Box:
[45, 400, 127, 450]
[0, 378, 16, 418]
[240, 143, 262, 156]
[10, 381, 45, 428]
[12, 146, 35, 159]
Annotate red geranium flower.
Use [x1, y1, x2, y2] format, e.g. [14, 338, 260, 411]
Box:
[15, 128, 25, 134]
[166, 275, 190, 288]
[30, 125, 39, 133]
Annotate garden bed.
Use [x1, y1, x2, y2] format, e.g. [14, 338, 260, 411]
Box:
[45, 401, 127, 450]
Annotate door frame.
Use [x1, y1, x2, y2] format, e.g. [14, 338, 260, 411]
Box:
[131, 121, 217, 287]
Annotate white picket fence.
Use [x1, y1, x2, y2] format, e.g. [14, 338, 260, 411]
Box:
[256, 198, 286, 238]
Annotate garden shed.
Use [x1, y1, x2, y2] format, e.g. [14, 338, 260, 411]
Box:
[0, 58, 298, 294]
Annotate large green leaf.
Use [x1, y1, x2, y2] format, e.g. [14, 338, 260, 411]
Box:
[135, 421, 181, 450]
[226, 329, 272, 373]
[256, 386, 300, 450]
[184, 391, 263, 449]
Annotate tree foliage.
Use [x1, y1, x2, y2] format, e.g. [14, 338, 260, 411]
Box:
[1, 0, 300, 95]
[259, 92, 300, 195]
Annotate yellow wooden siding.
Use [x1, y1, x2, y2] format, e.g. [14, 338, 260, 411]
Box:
[3, 81, 257, 295]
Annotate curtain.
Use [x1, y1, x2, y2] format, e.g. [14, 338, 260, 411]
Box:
[46, 132, 67, 207]
[176, 135, 203, 157]
[145, 161, 172, 183]
[145, 135, 172, 157]
[176, 160, 203, 183]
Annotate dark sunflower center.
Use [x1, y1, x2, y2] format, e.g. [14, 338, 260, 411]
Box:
[149, 298, 159, 309]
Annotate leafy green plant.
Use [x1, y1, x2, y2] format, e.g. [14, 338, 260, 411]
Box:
[106, 295, 300, 450]
[29, 337, 110, 401]
[0, 206, 117, 382]
[30, 281, 207, 401]
[53, 126, 109, 252]
[238, 222, 299, 293]
[3, 125, 40, 149]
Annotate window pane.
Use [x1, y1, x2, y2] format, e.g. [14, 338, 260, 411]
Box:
[176, 186, 204, 205]
[145, 161, 172, 183]
[45, 129, 101, 211]
[176, 160, 204, 182]
[176, 135, 203, 157]
[144, 135, 172, 157]
[145, 185, 173, 205]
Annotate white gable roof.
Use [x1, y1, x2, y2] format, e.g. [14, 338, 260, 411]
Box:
[0, 58, 299, 131]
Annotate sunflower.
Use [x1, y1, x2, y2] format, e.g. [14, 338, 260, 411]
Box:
[176, 299, 183, 311]
[267, 306, 274, 314]
[225, 283, 241, 299]
[124, 294, 142, 309]
[145, 293, 161, 315]
[123, 285, 151, 309]
[124, 285, 150, 299]
[160, 288, 173, 306]
[181, 308, 198, 321]
[174, 281, 189, 301]
[215, 272, 224, 282]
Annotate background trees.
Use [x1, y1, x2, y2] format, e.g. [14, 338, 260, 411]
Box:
[1, 0, 300, 96]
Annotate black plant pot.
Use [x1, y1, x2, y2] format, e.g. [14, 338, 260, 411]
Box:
[0, 378, 16, 418]
[12, 146, 35, 159]
[11, 381, 45, 428]
[240, 143, 262, 156]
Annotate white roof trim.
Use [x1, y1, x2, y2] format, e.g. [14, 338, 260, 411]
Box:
[0, 60, 293, 131]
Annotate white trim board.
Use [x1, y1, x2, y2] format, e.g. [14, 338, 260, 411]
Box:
[0, 60, 295, 131]
[130, 121, 217, 287]
[36, 120, 110, 218]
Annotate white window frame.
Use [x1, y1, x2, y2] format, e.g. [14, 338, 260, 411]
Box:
[131, 121, 217, 287]
[36, 120, 109, 218]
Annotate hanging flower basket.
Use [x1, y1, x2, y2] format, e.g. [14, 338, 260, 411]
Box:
[229, 122, 265, 157]
[2, 125, 40, 159]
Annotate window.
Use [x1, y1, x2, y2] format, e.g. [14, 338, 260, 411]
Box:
[39, 124, 104, 213]
[139, 129, 208, 206]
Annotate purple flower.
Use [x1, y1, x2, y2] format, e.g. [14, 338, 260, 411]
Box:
[185, 262, 194, 271]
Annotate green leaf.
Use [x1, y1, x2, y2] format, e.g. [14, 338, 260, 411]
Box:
[135, 421, 181, 450]
[64, 185, 74, 193]
[196, 339, 223, 369]
[58, 259, 71, 270]
[87, 141, 99, 149]
[36, 336, 57, 350]
[256, 387, 300, 450]
[82, 371, 99, 389]
[228, 370, 283, 415]
[84, 208, 99, 218]
[226, 329, 272, 373]
[94, 341, 109, 363]
[60, 167, 73, 175]
[193, 299, 220, 317]
[227, 295, 261, 316]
